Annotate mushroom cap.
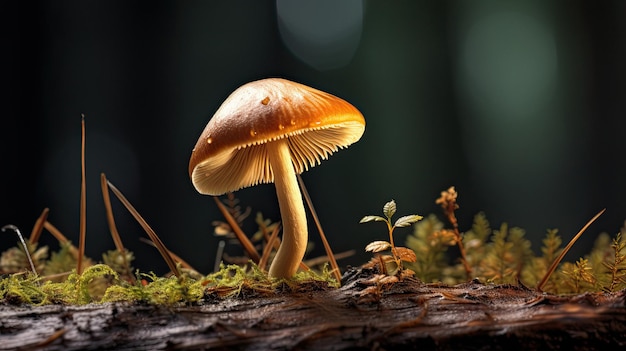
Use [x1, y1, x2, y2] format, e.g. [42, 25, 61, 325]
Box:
[189, 78, 366, 195]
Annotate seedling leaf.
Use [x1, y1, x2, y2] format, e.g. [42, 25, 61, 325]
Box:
[365, 241, 392, 253]
[394, 215, 423, 228]
[383, 200, 397, 219]
[360, 215, 386, 224]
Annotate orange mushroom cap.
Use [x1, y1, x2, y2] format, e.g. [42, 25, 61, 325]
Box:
[189, 78, 366, 195]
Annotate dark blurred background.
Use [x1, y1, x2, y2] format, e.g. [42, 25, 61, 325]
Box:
[2, 1, 625, 275]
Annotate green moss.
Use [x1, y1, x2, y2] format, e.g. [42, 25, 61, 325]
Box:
[201, 262, 339, 299]
[0, 272, 45, 305]
[39, 264, 118, 304]
[102, 270, 205, 305]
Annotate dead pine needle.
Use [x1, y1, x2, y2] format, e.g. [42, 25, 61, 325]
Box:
[106, 179, 181, 277]
[76, 114, 87, 275]
[43, 221, 71, 246]
[100, 173, 125, 253]
[259, 222, 282, 271]
[101, 172, 134, 281]
[213, 196, 261, 263]
[297, 174, 341, 284]
[536, 208, 606, 292]
[138, 237, 198, 274]
[28, 207, 49, 245]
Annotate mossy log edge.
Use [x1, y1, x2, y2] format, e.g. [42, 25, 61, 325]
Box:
[1, 267, 625, 351]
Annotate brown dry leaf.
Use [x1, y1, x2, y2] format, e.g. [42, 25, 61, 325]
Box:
[393, 247, 417, 263]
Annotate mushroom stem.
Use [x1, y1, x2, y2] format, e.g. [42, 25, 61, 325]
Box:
[267, 138, 308, 278]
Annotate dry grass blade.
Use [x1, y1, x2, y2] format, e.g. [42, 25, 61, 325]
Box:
[106, 180, 180, 277]
[297, 174, 341, 284]
[537, 208, 606, 291]
[77, 115, 87, 275]
[213, 196, 261, 263]
[28, 207, 49, 244]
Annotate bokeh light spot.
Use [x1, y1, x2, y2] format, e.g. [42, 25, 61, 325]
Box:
[459, 11, 558, 118]
[276, 0, 364, 71]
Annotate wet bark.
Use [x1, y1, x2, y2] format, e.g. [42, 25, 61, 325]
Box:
[1, 268, 625, 351]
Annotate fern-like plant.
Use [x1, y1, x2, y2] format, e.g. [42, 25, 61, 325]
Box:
[603, 231, 626, 292]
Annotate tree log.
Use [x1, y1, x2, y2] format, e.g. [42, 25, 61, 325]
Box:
[1, 268, 625, 350]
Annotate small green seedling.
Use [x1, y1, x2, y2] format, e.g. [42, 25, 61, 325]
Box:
[360, 200, 423, 275]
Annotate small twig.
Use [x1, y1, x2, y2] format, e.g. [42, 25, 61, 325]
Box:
[2, 224, 37, 274]
[213, 196, 260, 263]
[28, 207, 49, 244]
[537, 208, 606, 292]
[106, 180, 181, 277]
[297, 174, 342, 284]
[77, 114, 87, 275]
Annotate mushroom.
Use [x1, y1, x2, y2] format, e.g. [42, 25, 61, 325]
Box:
[188, 78, 365, 278]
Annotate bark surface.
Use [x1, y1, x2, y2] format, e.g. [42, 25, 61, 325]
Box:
[1, 268, 625, 351]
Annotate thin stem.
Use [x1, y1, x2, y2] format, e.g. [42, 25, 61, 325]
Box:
[2, 224, 37, 274]
[388, 223, 395, 249]
[388, 223, 400, 267]
[448, 212, 472, 279]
